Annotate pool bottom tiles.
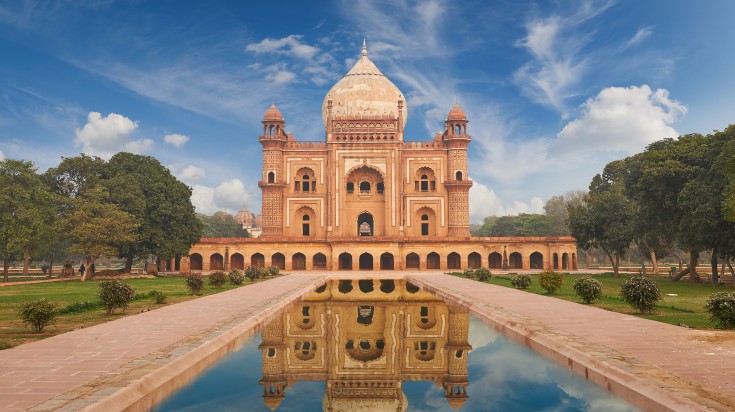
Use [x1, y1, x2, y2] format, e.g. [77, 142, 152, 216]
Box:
[153, 279, 640, 411]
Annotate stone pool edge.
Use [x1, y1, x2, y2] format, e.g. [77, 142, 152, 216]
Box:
[407, 274, 727, 412]
[79, 275, 328, 412]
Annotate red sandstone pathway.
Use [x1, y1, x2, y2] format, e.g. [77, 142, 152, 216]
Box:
[408, 273, 735, 410]
[0, 274, 325, 411]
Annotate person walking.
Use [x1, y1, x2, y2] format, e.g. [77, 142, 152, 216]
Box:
[79, 263, 85, 276]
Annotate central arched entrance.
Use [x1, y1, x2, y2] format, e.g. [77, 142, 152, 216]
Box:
[380, 253, 394, 270]
[339, 253, 352, 270]
[357, 212, 374, 236]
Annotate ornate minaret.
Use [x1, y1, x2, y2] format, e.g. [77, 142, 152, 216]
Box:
[258, 103, 287, 237]
[443, 102, 473, 237]
[443, 305, 472, 410]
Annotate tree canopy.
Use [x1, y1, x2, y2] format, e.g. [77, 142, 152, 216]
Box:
[198, 211, 250, 238]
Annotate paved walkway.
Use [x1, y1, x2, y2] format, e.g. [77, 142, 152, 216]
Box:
[408, 273, 735, 411]
[0, 274, 326, 411]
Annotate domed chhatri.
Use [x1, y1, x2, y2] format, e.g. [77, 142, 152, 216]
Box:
[321, 39, 407, 128]
[263, 102, 284, 122]
[446, 102, 467, 121]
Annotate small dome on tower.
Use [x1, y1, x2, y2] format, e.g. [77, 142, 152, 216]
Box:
[446, 102, 466, 121]
[446, 397, 467, 410]
[263, 103, 284, 122]
[264, 396, 284, 411]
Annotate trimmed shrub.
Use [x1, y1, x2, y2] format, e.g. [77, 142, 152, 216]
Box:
[259, 267, 269, 278]
[267, 265, 280, 276]
[705, 292, 735, 329]
[573, 276, 603, 304]
[228, 269, 245, 285]
[463, 268, 476, 278]
[59, 300, 100, 314]
[97, 280, 136, 314]
[539, 270, 563, 294]
[208, 271, 227, 288]
[17, 298, 58, 332]
[620, 276, 661, 313]
[245, 265, 260, 281]
[148, 290, 167, 304]
[475, 267, 492, 281]
[511, 273, 532, 289]
[185, 272, 205, 295]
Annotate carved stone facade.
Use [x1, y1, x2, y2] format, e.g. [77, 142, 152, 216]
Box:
[184, 42, 578, 272]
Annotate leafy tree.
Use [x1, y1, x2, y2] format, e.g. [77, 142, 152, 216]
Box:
[64, 187, 138, 281]
[103, 153, 202, 272]
[198, 211, 250, 238]
[718, 137, 735, 222]
[0, 159, 55, 281]
[43, 154, 106, 200]
[473, 216, 498, 237]
[484, 214, 552, 237]
[544, 190, 585, 236]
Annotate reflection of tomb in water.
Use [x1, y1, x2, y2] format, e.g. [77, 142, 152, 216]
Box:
[258, 279, 472, 411]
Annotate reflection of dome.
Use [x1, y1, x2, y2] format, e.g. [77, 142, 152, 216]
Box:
[322, 40, 406, 128]
[322, 388, 408, 412]
[264, 396, 284, 411]
[446, 397, 466, 410]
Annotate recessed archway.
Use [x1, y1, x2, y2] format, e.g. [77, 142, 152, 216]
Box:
[468, 252, 481, 269]
[210, 253, 224, 271]
[489, 252, 502, 269]
[357, 212, 374, 236]
[313, 253, 327, 270]
[427, 252, 440, 269]
[190, 253, 203, 271]
[251, 253, 265, 268]
[292, 253, 306, 270]
[359, 253, 373, 270]
[530, 252, 544, 269]
[509, 252, 522, 270]
[447, 252, 461, 270]
[553, 253, 559, 270]
[406, 253, 420, 269]
[231, 253, 244, 270]
[272, 253, 285, 270]
[380, 253, 394, 270]
[562, 253, 569, 270]
[339, 253, 352, 270]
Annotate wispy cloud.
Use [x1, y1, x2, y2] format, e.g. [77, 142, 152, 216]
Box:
[624, 26, 654, 48]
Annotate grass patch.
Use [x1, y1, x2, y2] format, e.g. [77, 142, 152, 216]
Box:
[0, 274, 271, 349]
[453, 272, 732, 329]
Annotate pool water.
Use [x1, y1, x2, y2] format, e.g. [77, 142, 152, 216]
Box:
[153, 279, 639, 411]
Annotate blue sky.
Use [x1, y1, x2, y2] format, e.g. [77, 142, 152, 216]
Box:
[1, 0, 734, 222]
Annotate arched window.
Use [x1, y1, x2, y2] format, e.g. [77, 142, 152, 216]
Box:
[295, 168, 316, 192]
[346, 182, 354, 193]
[414, 167, 437, 192]
[302, 214, 310, 236]
[420, 174, 429, 192]
[421, 214, 429, 236]
[376, 182, 384, 194]
[455, 171, 463, 181]
[359, 181, 371, 193]
[267, 171, 275, 183]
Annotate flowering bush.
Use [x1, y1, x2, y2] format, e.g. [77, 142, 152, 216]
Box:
[572, 276, 603, 304]
[704, 292, 735, 329]
[185, 272, 205, 295]
[475, 268, 492, 281]
[97, 280, 136, 314]
[17, 299, 58, 332]
[228, 269, 245, 285]
[511, 273, 532, 289]
[267, 265, 280, 276]
[245, 265, 260, 281]
[208, 271, 227, 288]
[463, 268, 475, 278]
[539, 270, 563, 294]
[620, 276, 661, 313]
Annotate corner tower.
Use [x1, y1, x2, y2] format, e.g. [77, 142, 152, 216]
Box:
[443, 103, 473, 237]
[258, 103, 287, 237]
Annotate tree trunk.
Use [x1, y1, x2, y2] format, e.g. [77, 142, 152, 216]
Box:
[584, 250, 591, 269]
[689, 250, 701, 283]
[48, 253, 55, 278]
[22, 246, 30, 276]
[711, 251, 720, 285]
[124, 254, 134, 273]
[650, 250, 658, 274]
[672, 266, 689, 281]
[81, 257, 92, 281]
[728, 258, 735, 276]
[2, 255, 8, 283]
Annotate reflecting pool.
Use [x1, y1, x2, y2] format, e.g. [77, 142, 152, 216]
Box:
[153, 279, 639, 411]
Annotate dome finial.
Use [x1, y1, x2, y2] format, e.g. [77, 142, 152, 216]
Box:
[362, 37, 367, 57]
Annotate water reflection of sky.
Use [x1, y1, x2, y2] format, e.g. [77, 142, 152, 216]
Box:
[154, 317, 640, 412]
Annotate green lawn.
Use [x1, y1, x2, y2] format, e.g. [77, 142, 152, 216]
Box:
[454, 272, 733, 329]
[0, 275, 269, 349]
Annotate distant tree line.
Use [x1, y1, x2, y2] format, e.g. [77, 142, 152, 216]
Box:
[567, 125, 735, 281]
[0, 153, 203, 281]
[198, 211, 250, 238]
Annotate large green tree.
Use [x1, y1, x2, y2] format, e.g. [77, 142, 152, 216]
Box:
[544, 190, 585, 236]
[198, 211, 250, 238]
[103, 153, 202, 272]
[0, 159, 55, 281]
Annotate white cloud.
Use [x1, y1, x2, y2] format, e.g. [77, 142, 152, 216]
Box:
[245, 35, 319, 60]
[268, 70, 297, 85]
[164, 133, 190, 148]
[179, 165, 205, 182]
[190, 178, 253, 215]
[469, 181, 544, 221]
[191, 185, 218, 215]
[556, 85, 686, 154]
[74, 112, 153, 159]
[625, 26, 653, 48]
